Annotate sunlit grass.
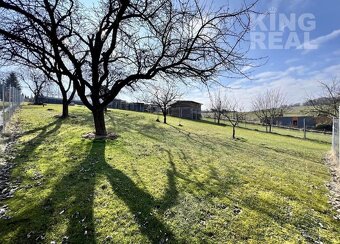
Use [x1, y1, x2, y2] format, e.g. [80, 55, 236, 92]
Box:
[0, 104, 339, 243]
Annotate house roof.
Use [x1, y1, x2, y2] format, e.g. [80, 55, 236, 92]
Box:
[277, 115, 315, 119]
[171, 100, 203, 105]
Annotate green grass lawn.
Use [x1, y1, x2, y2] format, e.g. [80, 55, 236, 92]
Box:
[0, 104, 339, 243]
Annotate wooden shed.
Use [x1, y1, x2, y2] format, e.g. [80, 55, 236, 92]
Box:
[169, 100, 202, 120]
[273, 116, 316, 129]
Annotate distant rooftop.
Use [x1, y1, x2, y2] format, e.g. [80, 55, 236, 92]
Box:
[171, 100, 203, 105]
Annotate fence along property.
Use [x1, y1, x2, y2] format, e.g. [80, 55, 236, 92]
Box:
[202, 112, 332, 143]
[0, 84, 23, 133]
[332, 117, 340, 167]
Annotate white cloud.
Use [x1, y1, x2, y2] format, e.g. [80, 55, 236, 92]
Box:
[120, 63, 340, 111]
[243, 64, 340, 109]
[285, 58, 299, 65]
[297, 29, 340, 53]
[182, 64, 340, 111]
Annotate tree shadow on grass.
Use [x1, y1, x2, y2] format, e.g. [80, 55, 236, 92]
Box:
[10, 118, 63, 177]
[0, 119, 63, 240]
[99, 140, 177, 243]
[1, 138, 178, 243]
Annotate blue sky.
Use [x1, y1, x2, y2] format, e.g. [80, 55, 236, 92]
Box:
[5, 0, 339, 110]
[180, 0, 340, 110]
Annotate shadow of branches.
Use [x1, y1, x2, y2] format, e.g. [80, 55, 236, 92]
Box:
[1, 135, 179, 243]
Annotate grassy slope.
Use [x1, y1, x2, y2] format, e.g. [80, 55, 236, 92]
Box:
[0, 104, 339, 243]
[284, 106, 314, 117]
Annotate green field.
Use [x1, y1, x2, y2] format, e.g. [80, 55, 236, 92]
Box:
[0, 104, 339, 243]
[243, 105, 314, 121]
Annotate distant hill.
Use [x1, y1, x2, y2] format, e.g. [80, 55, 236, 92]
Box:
[244, 105, 314, 122]
[284, 105, 314, 117]
[303, 97, 332, 106]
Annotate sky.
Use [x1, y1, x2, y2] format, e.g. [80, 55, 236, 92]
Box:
[177, 0, 340, 110]
[3, 0, 340, 110]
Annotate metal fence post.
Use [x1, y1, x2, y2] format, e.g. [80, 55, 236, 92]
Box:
[0, 85, 23, 133]
[303, 118, 307, 140]
[2, 83, 4, 132]
[8, 86, 11, 131]
[332, 117, 335, 152]
[14, 87, 16, 108]
[338, 106, 340, 167]
[13, 87, 15, 110]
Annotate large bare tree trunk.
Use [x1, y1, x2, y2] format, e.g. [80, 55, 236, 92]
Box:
[92, 109, 107, 136]
[60, 89, 69, 118]
[58, 79, 75, 119]
[163, 111, 167, 124]
[33, 94, 39, 105]
[269, 118, 273, 133]
[232, 126, 236, 139]
[61, 99, 69, 118]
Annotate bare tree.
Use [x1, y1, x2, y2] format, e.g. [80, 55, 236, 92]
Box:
[0, 14, 76, 118]
[267, 89, 287, 132]
[142, 82, 182, 124]
[223, 98, 244, 139]
[210, 89, 226, 125]
[0, 0, 257, 136]
[252, 88, 286, 133]
[307, 79, 340, 118]
[22, 69, 50, 105]
[49, 73, 76, 118]
[253, 94, 270, 132]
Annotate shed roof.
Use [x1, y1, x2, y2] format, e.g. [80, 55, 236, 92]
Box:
[170, 100, 202, 105]
[276, 115, 315, 119]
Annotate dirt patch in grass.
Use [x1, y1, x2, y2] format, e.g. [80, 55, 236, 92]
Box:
[0, 118, 21, 219]
[82, 132, 119, 140]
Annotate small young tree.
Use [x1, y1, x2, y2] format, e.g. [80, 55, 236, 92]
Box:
[0, 34, 76, 118]
[22, 70, 50, 105]
[307, 79, 340, 118]
[267, 89, 287, 132]
[143, 83, 182, 124]
[223, 98, 244, 139]
[252, 94, 270, 132]
[210, 90, 226, 125]
[253, 89, 286, 132]
[52, 74, 76, 118]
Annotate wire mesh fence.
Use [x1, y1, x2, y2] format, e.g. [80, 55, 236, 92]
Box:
[332, 117, 340, 167]
[202, 113, 332, 143]
[0, 84, 23, 133]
